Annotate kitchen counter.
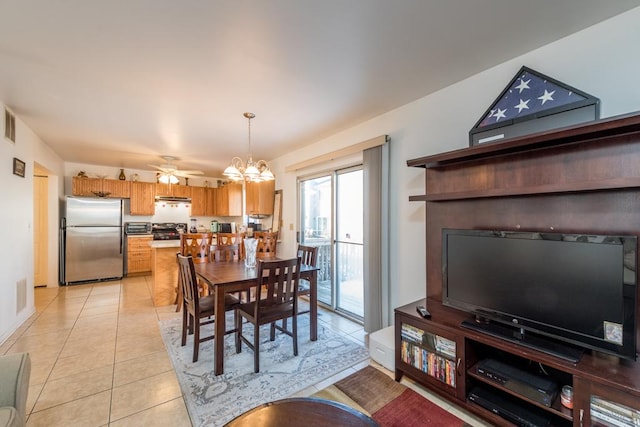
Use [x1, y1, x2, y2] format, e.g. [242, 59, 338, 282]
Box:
[149, 240, 181, 306]
[148, 240, 181, 249]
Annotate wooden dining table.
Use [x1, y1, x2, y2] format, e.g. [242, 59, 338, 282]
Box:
[194, 259, 319, 376]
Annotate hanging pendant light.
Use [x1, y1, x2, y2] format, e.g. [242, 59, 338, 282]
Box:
[223, 112, 275, 182]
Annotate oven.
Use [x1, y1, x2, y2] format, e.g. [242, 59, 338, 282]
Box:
[124, 222, 152, 235]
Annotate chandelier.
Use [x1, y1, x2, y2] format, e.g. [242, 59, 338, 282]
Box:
[223, 112, 275, 182]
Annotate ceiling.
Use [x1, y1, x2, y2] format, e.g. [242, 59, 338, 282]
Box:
[1, 1, 639, 177]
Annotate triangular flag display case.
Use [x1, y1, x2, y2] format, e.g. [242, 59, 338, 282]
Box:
[469, 66, 599, 146]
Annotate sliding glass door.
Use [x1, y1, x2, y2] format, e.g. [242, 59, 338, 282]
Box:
[335, 168, 363, 317]
[299, 166, 363, 320]
[299, 175, 332, 305]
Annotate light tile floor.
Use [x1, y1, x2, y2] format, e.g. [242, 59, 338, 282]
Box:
[1, 275, 489, 426]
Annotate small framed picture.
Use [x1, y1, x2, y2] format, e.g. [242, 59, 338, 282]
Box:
[13, 158, 25, 177]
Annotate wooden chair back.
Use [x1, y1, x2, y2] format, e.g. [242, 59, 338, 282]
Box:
[176, 254, 200, 313]
[255, 231, 278, 259]
[297, 245, 318, 267]
[255, 257, 300, 316]
[180, 233, 211, 264]
[217, 233, 241, 245]
[211, 243, 240, 262]
[295, 244, 318, 300]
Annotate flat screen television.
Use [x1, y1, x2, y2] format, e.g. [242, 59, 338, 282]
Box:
[442, 229, 637, 361]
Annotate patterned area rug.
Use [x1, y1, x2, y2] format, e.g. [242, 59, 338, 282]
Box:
[314, 365, 472, 427]
[159, 314, 369, 427]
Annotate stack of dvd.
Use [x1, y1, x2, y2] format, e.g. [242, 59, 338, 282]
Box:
[590, 396, 640, 427]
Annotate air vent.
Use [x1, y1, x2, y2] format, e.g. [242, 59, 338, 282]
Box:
[4, 108, 15, 142]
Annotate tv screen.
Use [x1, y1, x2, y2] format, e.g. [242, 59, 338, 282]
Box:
[442, 229, 637, 361]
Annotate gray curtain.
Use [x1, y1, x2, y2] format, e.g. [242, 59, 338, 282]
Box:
[363, 139, 389, 333]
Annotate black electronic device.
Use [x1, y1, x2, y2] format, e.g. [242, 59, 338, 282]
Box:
[468, 385, 552, 427]
[416, 305, 431, 319]
[442, 229, 638, 361]
[475, 359, 558, 407]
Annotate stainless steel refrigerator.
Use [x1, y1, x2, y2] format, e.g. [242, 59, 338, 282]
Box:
[60, 196, 124, 285]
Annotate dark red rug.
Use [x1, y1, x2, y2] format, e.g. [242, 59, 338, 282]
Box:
[314, 366, 471, 427]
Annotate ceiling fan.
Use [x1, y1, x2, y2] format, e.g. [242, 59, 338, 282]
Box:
[148, 156, 204, 184]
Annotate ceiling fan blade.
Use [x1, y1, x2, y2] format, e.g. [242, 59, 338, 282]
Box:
[148, 164, 173, 172]
[173, 170, 204, 177]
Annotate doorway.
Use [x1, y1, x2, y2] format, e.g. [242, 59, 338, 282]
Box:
[298, 166, 364, 320]
[33, 164, 50, 287]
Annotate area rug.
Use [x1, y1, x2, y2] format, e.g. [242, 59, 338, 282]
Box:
[159, 314, 369, 426]
[313, 365, 472, 427]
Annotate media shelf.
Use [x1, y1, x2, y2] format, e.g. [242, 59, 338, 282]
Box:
[402, 113, 640, 426]
[399, 322, 457, 387]
[461, 319, 584, 364]
[395, 301, 464, 401]
[465, 340, 574, 426]
[395, 300, 640, 427]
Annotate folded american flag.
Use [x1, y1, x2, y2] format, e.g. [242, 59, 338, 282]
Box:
[476, 67, 593, 129]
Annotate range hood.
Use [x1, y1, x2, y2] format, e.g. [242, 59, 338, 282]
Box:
[155, 196, 192, 202]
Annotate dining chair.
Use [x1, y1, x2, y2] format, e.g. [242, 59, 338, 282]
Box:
[255, 231, 278, 259]
[210, 243, 241, 262]
[235, 257, 301, 373]
[296, 243, 318, 304]
[281, 244, 318, 330]
[211, 242, 249, 302]
[175, 233, 212, 312]
[177, 253, 240, 362]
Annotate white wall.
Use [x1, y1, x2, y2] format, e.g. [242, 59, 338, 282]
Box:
[270, 7, 640, 321]
[0, 103, 64, 343]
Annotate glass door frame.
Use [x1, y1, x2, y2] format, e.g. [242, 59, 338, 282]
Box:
[297, 164, 364, 322]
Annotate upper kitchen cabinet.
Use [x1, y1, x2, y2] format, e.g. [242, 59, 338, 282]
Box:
[155, 183, 192, 198]
[246, 180, 275, 217]
[102, 179, 131, 197]
[190, 186, 206, 216]
[216, 182, 242, 217]
[190, 186, 217, 216]
[72, 177, 130, 198]
[130, 181, 155, 215]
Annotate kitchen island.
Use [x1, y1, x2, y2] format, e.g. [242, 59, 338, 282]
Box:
[148, 240, 180, 306]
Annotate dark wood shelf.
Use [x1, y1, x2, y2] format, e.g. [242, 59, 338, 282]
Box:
[466, 362, 573, 422]
[406, 111, 640, 169]
[400, 111, 640, 426]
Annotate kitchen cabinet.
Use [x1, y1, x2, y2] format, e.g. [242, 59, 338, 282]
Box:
[246, 180, 275, 216]
[216, 183, 242, 216]
[190, 186, 217, 216]
[126, 235, 153, 275]
[72, 177, 130, 198]
[205, 187, 218, 216]
[190, 186, 206, 216]
[155, 183, 192, 198]
[130, 182, 155, 215]
[102, 179, 131, 197]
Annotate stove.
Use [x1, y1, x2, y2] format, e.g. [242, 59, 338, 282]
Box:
[152, 222, 187, 240]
